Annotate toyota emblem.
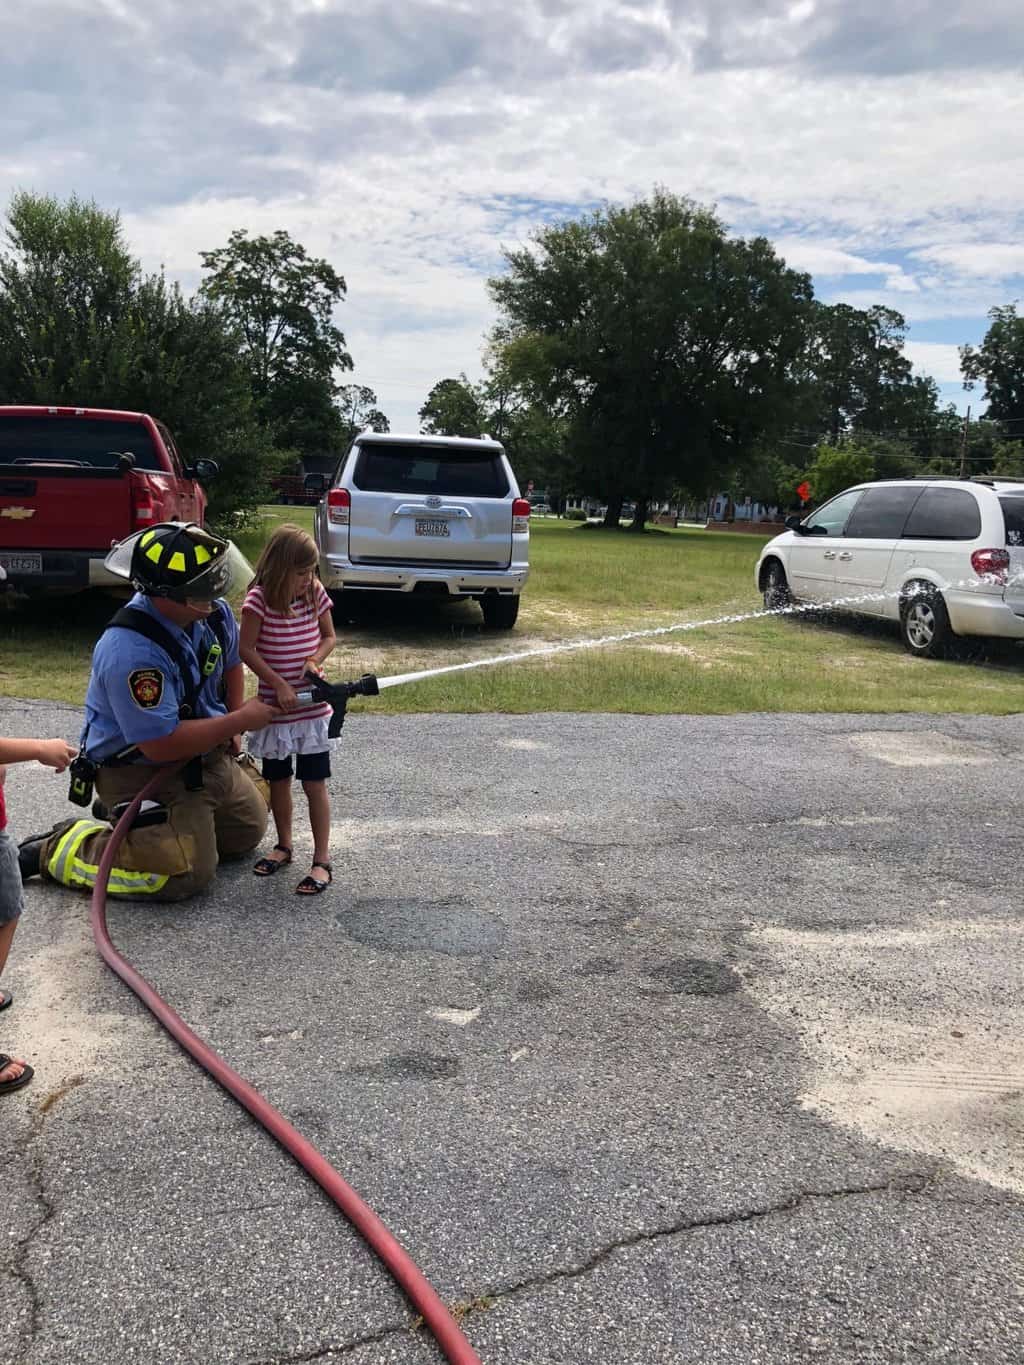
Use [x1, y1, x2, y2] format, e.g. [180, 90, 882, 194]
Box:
[425, 495, 442, 509]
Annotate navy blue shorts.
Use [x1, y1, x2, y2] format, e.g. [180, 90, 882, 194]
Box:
[261, 751, 331, 783]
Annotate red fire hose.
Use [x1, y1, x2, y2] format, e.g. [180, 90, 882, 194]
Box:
[88, 770, 482, 1365]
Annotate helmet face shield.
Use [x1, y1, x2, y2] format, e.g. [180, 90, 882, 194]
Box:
[181, 541, 252, 602]
[104, 524, 253, 601]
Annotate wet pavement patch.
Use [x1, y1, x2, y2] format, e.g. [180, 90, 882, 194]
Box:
[574, 956, 620, 977]
[516, 976, 558, 1003]
[642, 957, 740, 996]
[339, 899, 507, 956]
[351, 1052, 460, 1081]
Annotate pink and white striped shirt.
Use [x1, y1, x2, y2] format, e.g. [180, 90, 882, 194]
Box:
[242, 582, 332, 725]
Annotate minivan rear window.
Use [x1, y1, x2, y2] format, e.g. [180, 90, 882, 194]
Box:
[0, 416, 160, 471]
[902, 488, 981, 541]
[844, 486, 923, 538]
[352, 443, 509, 498]
[1000, 496, 1024, 547]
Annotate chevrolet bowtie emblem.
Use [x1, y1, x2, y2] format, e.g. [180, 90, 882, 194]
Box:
[1, 506, 35, 519]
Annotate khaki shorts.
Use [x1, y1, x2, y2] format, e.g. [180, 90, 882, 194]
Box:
[0, 829, 24, 924]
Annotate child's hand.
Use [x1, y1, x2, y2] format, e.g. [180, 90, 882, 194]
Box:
[274, 681, 299, 712]
[36, 739, 77, 773]
[0, 764, 6, 787]
[303, 658, 324, 678]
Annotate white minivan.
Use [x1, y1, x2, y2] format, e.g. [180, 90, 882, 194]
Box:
[754, 477, 1024, 657]
[314, 432, 530, 629]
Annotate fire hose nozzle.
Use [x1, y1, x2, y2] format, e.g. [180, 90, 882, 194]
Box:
[294, 671, 379, 737]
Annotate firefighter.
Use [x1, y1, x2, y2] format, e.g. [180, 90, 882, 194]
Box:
[19, 523, 277, 901]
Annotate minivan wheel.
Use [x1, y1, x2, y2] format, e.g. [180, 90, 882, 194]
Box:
[900, 584, 953, 659]
[481, 594, 520, 629]
[762, 561, 792, 611]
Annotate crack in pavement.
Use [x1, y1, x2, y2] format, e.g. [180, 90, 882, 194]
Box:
[243, 1169, 935, 1364]
[8, 1076, 86, 1355]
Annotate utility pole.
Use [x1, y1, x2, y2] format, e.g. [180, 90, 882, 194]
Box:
[958, 405, 971, 478]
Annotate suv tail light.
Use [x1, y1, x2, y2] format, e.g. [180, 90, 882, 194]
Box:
[132, 483, 156, 527]
[971, 547, 1010, 583]
[512, 498, 531, 535]
[327, 487, 350, 525]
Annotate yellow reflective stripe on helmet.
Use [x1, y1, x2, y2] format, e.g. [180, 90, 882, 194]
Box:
[168, 551, 186, 572]
[193, 545, 211, 565]
[140, 529, 157, 547]
[146, 542, 164, 564]
[46, 819, 168, 895]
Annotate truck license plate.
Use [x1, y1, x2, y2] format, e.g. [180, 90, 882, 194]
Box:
[0, 553, 42, 574]
[415, 519, 450, 538]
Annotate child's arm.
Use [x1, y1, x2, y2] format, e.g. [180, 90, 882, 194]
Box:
[238, 608, 299, 711]
[0, 737, 77, 771]
[305, 595, 337, 675]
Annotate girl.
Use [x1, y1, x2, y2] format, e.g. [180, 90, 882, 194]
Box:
[240, 524, 337, 894]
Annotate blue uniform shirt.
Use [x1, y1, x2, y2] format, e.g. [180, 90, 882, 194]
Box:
[81, 594, 241, 761]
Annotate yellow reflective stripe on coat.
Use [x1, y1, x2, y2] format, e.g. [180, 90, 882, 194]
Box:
[46, 820, 168, 896]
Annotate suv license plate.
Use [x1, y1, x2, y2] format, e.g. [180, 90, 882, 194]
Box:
[415, 519, 450, 538]
[0, 553, 42, 574]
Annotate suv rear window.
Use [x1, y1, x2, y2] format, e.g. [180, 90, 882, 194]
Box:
[1000, 496, 1024, 548]
[352, 443, 509, 497]
[0, 417, 160, 471]
[902, 488, 981, 541]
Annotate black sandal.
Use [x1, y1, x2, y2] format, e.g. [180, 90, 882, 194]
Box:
[0, 1054, 33, 1096]
[253, 845, 293, 876]
[295, 861, 332, 895]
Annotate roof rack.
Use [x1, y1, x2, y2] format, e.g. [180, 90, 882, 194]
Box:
[971, 475, 1024, 485]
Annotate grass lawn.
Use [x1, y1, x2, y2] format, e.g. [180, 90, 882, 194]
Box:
[2, 509, 1023, 714]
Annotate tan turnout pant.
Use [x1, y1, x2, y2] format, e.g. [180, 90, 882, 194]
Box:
[39, 747, 269, 902]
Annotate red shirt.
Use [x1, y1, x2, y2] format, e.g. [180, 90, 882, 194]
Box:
[0, 780, 6, 832]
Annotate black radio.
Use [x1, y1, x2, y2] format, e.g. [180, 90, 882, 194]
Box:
[68, 752, 98, 807]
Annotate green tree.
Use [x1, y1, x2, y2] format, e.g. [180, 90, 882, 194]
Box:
[419, 375, 485, 436]
[802, 443, 875, 504]
[337, 383, 389, 446]
[804, 303, 915, 441]
[0, 192, 272, 526]
[199, 229, 351, 459]
[488, 190, 815, 529]
[961, 304, 1024, 429]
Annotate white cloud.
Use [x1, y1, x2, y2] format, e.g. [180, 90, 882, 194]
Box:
[903, 341, 965, 386]
[911, 243, 1024, 277]
[1, 1, 1022, 430]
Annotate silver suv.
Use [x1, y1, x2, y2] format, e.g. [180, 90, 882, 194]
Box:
[754, 476, 1024, 657]
[314, 432, 530, 629]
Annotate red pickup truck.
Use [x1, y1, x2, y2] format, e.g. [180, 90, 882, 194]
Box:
[0, 406, 217, 594]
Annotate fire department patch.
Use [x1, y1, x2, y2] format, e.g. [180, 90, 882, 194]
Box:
[128, 668, 164, 709]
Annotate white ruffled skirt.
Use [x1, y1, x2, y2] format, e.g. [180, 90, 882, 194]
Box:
[246, 716, 331, 760]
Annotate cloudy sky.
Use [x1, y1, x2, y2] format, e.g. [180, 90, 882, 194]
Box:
[2, 0, 1022, 431]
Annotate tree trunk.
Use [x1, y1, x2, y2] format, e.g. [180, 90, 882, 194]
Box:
[629, 498, 648, 531]
[603, 496, 623, 528]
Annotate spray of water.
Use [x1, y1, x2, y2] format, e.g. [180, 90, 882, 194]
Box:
[373, 573, 1018, 691]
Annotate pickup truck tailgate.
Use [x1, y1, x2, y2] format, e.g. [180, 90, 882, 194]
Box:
[0, 466, 133, 550]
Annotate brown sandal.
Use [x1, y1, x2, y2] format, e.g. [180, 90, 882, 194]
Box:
[295, 861, 332, 895]
[254, 845, 292, 876]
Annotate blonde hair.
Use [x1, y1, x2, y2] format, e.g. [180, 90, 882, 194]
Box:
[250, 523, 320, 614]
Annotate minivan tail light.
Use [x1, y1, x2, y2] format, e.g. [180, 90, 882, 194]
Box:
[512, 498, 530, 535]
[971, 547, 1010, 583]
[327, 487, 350, 525]
[132, 483, 156, 527]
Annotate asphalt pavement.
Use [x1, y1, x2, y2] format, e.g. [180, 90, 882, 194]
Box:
[3, 699, 1023, 1363]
